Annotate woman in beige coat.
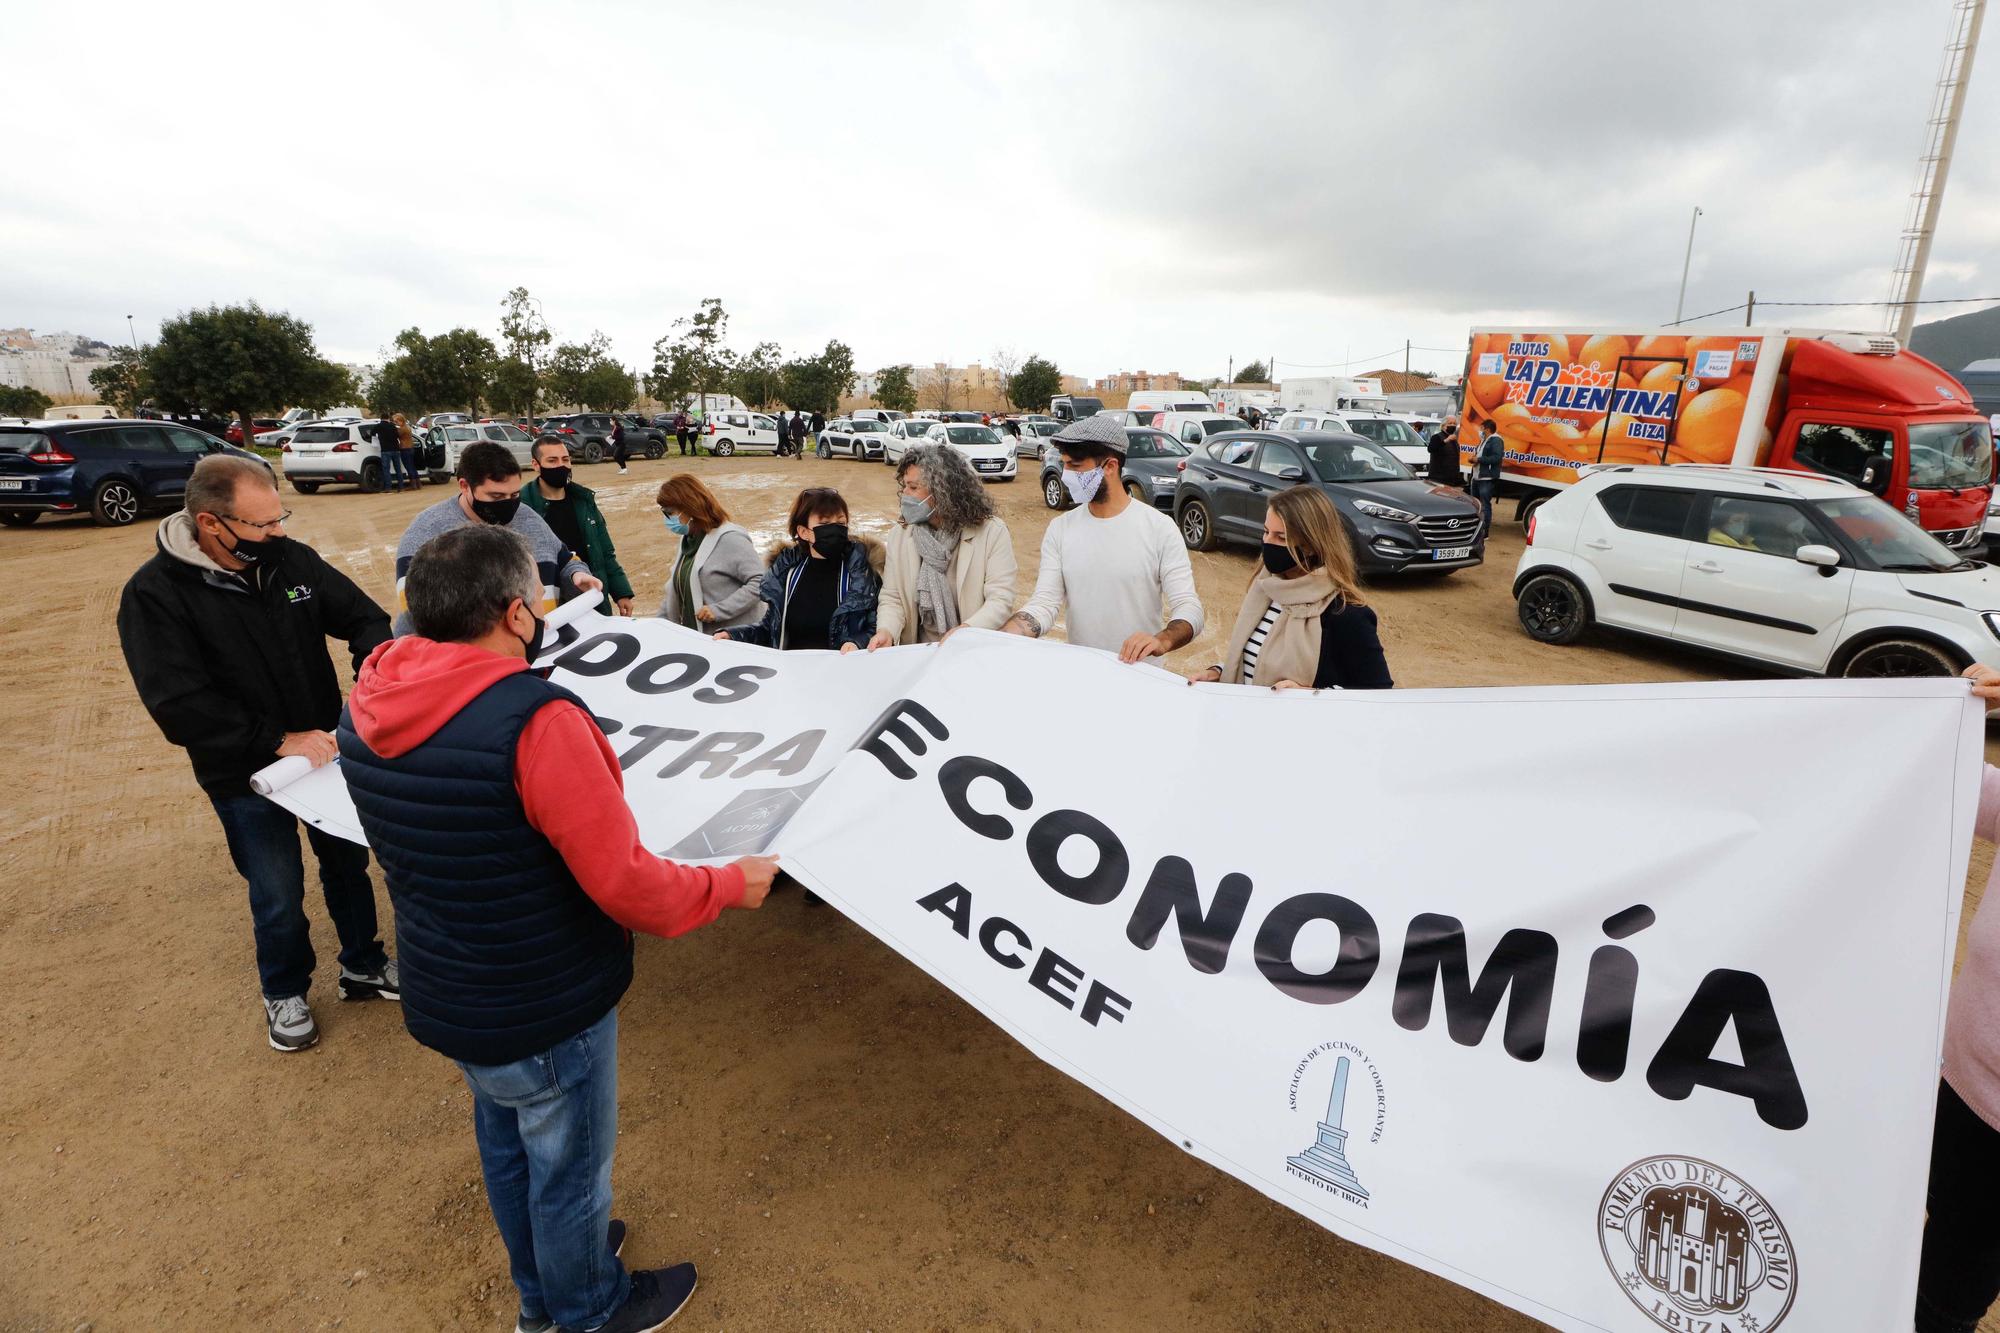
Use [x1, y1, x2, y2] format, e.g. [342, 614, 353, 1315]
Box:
[861, 444, 1017, 648]
[1186, 485, 1392, 690]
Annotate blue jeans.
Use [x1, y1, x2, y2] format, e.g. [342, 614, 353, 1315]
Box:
[1472, 478, 1495, 533]
[382, 448, 417, 489]
[458, 1008, 628, 1330]
[208, 792, 387, 999]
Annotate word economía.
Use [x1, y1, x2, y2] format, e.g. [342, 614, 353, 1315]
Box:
[862, 699, 1809, 1133]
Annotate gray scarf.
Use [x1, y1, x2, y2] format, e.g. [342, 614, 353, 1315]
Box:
[910, 523, 961, 637]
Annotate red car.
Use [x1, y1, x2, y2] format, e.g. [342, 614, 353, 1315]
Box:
[225, 418, 285, 446]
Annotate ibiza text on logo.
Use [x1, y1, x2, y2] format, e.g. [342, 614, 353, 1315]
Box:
[1283, 1043, 1385, 1210]
[1598, 1155, 1796, 1332]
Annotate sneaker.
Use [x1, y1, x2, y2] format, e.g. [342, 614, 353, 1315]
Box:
[515, 1222, 625, 1332]
[561, 1264, 697, 1333]
[338, 959, 400, 1002]
[263, 994, 318, 1051]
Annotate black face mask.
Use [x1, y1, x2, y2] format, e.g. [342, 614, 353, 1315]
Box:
[810, 522, 849, 560]
[1261, 542, 1298, 575]
[471, 495, 521, 526]
[514, 604, 549, 666]
[222, 521, 286, 569]
[538, 466, 571, 491]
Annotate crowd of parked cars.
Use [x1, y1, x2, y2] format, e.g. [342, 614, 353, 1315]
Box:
[6, 391, 1998, 685]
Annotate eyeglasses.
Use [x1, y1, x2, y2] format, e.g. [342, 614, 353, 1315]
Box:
[222, 510, 292, 533]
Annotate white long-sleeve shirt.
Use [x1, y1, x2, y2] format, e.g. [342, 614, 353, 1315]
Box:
[1017, 500, 1205, 652]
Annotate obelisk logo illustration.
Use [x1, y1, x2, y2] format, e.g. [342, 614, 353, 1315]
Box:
[1287, 1055, 1368, 1200]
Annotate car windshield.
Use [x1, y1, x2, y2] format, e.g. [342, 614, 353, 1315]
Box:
[1301, 437, 1412, 481]
[1126, 433, 1190, 459]
[853, 420, 886, 432]
[1813, 495, 1969, 571]
[1347, 418, 1421, 447]
[0, 430, 52, 452]
[447, 426, 480, 441]
[946, 426, 1000, 446]
[1908, 421, 1994, 490]
[294, 425, 349, 444]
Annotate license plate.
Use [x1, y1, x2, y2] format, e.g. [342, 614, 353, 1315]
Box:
[1433, 545, 1472, 560]
[0, 480, 21, 490]
[296, 449, 325, 456]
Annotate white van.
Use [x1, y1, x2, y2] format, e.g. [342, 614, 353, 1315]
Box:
[1126, 390, 1214, 419]
[708, 409, 785, 456]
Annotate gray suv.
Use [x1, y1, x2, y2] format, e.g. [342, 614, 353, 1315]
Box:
[1040, 427, 1190, 511]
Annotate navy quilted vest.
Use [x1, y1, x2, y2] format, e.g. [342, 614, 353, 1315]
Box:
[337, 671, 633, 1066]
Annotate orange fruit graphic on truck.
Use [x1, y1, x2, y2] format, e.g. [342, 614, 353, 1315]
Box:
[1677, 388, 1745, 463]
[1575, 334, 1631, 373]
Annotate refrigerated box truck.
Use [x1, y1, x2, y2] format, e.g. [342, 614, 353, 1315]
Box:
[1454, 327, 1994, 550]
[1278, 376, 1386, 413]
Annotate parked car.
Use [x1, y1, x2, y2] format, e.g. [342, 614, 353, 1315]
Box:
[136, 406, 232, 438]
[0, 419, 267, 526]
[1175, 429, 1485, 574]
[931, 422, 1017, 481]
[817, 417, 891, 460]
[414, 412, 473, 433]
[537, 413, 665, 464]
[224, 417, 285, 446]
[1513, 463, 2000, 677]
[1050, 395, 1104, 422]
[1041, 427, 1189, 510]
[428, 420, 537, 476]
[852, 408, 909, 424]
[883, 417, 933, 466]
[940, 411, 985, 424]
[1276, 410, 1433, 475]
[1012, 417, 1062, 457]
[1154, 411, 1254, 448]
[706, 409, 786, 457]
[615, 413, 669, 458]
[280, 419, 410, 493]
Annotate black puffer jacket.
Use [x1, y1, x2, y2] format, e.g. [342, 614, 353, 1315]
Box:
[117, 513, 391, 795]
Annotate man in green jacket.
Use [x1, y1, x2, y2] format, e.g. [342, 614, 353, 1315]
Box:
[521, 437, 636, 614]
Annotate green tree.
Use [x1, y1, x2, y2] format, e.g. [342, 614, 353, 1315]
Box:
[649, 298, 733, 414]
[488, 356, 538, 416]
[498, 287, 552, 417]
[874, 364, 916, 413]
[146, 303, 329, 445]
[374, 327, 497, 414]
[296, 359, 358, 414]
[577, 358, 638, 410]
[1234, 360, 1268, 384]
[730, 341, 785, 409]
[89, 346, 148, 412]
[544, 332, 613, 409]
[0, 384, 52, 417]
[778, 340, 856, 416]
[1007, 355, 1062, 411]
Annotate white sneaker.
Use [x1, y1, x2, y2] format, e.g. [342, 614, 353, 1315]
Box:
[264, 994, 319, 1052]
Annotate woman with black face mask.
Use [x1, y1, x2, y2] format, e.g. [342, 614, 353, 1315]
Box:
[1187, 485, 1392, 691]
[717, 487, 884, 651]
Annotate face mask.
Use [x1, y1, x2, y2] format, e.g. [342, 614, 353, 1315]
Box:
[538, 466, 571, 490]
[471, 495, 521, 526]
[899, 494, 934, 525]
[513, 603, 549, 664]
[1261, 542, 1298, 575]
[810, 522, 849, 559]
[664, 513, 689, 535]
[1062, 466, 1104, 507]
[222, 522, 285, 569]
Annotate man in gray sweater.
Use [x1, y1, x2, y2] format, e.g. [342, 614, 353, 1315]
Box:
[393, 441, 601, 636]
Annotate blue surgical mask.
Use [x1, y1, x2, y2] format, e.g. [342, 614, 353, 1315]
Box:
[899, 494, 934, 525]
[663, 513, 688, 536]
[1062, 466, 1104, 507]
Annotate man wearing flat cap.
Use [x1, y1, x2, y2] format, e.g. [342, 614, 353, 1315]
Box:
[1006, 413, 1204, 663]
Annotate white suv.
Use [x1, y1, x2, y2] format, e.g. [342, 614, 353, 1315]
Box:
[1513, 464, 2000, 677]
[280, 420, 396, 493]
[1276, 410, 1431, 474]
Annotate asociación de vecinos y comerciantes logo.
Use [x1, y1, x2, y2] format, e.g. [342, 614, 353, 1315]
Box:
[1598, 1155, 1796, 1332]
[1282, 1041, 1386, 1209]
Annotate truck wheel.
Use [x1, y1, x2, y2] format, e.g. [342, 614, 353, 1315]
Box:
[580, 440, 605, 464]
[1178, 498, 1217, 551]
[1519, 496, 1546, 528]
[290, 478, 322, 495]
[1042, 473, 1066, 510]
[91, 478, 140, 525]
[360, 459, 384, 492]
[714, 438, 735, 457]
[1840, 638, 1960, 678]
[1516, 573, 1591, 645]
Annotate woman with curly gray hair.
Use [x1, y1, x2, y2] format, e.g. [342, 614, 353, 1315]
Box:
[861, 444, 1019, 648]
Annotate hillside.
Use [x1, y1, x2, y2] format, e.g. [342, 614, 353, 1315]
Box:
[1910, 303, 2000, 372]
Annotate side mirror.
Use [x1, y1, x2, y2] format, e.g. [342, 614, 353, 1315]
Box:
[1860, 453, 1892, 496]
[1795, 544, 1841, 572]
[1277, 466, 1305, 482]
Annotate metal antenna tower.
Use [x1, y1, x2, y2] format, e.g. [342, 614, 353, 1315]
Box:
[1886, 0, 1986, 344]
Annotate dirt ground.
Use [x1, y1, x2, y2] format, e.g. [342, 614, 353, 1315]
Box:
[3, 450, 1994, 1332]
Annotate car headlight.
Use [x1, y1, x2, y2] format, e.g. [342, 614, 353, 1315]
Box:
[1353, 500, 1419, 524]
[1983, 612, 2000, 642]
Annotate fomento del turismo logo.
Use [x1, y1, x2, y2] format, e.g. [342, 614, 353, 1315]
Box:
[1598, 1155, 1796, 1332]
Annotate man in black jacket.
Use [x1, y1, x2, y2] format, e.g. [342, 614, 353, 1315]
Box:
[118, 454, 398, 1053]
[1428, 415, 1464, 487]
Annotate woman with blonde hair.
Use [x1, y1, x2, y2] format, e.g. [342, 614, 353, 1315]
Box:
[864, 444, 1017, 648]
[1187, 485, 1391, 690]
[655, 474, 765, 631]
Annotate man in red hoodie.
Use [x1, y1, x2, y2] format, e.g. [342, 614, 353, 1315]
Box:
[339, 523, 778, 1333]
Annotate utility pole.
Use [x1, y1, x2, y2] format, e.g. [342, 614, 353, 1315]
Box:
[1887, 0, 1985, 344]
[1673, 206, 1703, 324]
[1746, 291, 1756, 327]
[1405, 340, 1411, 376]
[126, 315, 139, 353]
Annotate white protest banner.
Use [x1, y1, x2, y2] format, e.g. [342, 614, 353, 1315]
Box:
[262, 614, 1981, 1331]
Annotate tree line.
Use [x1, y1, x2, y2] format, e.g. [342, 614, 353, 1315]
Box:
[63, 290, 1075, 445]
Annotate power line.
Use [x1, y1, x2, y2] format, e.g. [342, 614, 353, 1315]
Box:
[1669, 293, 2000, 326]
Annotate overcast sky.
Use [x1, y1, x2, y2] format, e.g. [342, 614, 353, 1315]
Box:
[6, 0, 1996, 382]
